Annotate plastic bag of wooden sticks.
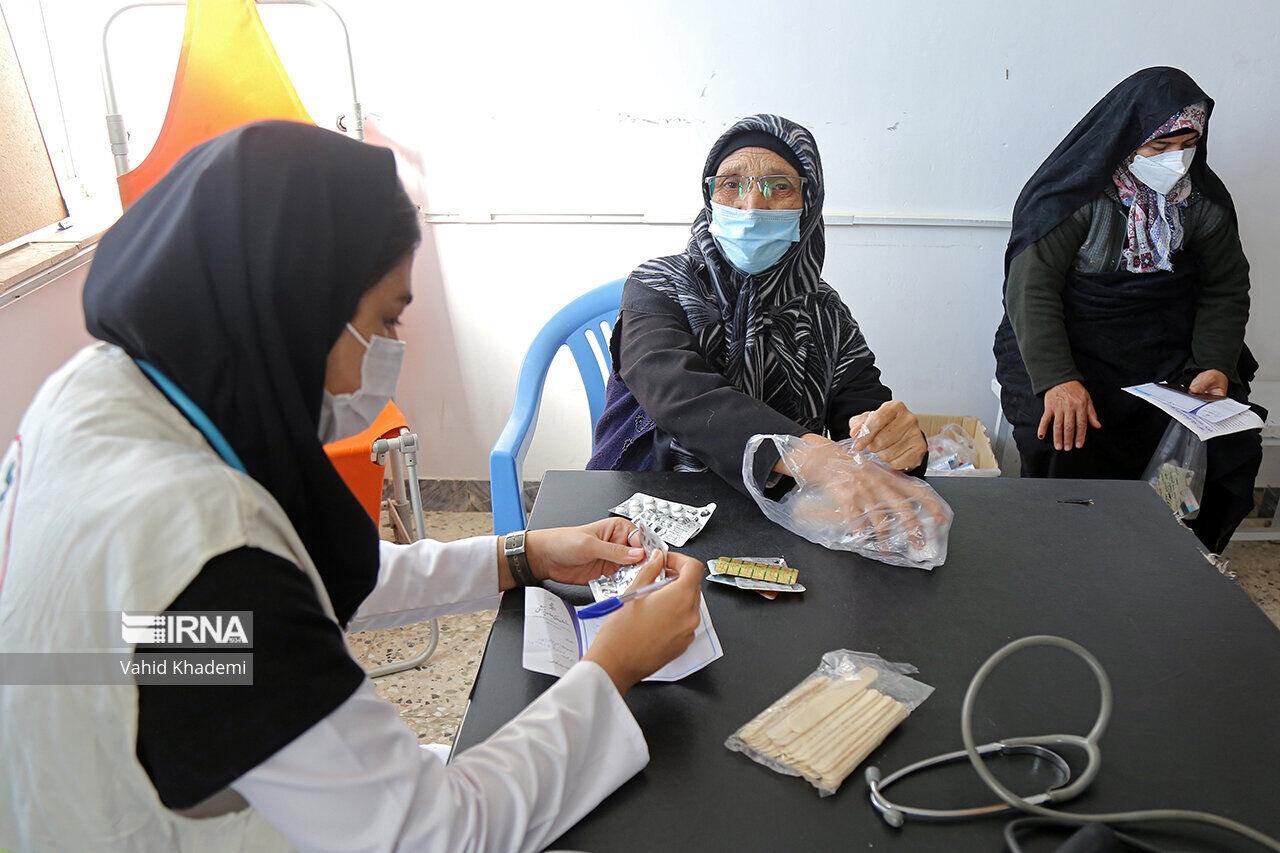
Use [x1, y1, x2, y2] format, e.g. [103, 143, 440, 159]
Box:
[725, 650, 933, 796]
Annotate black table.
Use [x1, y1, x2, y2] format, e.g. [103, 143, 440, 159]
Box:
[455, 472, 1280, 851]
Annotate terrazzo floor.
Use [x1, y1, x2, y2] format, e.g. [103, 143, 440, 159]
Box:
[348, 511, 1280, 747]
[346, 512, 498, 747]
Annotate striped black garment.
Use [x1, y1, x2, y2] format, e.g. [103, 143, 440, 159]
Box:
[629, 114, 874, 471]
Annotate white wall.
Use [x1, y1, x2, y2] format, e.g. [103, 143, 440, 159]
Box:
[5, 0, 1279, 480]
[344, 0, 1280, 479]
[0, 262, 93, 442]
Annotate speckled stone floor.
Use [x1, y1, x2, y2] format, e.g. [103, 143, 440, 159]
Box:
[346, 512, 497, 746]
[1226, 540, 1280, 629]
[349, 511, 1280, 747]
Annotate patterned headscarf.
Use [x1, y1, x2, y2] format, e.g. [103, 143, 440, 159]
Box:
[628, 115, 874, 470]
[1111, 101, 1207, 272]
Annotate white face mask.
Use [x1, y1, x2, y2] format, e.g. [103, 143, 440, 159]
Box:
[318, 323, 405, 443]
[1129, 147, 1195, 195]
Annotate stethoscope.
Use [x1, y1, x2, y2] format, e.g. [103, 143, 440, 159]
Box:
[866, 635, 1107, 828]
[864, 636, 1280, 851]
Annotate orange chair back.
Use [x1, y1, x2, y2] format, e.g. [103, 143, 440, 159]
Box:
[324, 401, 410, 523]
[117, 0, 314, 208]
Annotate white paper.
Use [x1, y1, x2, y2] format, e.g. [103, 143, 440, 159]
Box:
[522, 587, 723, 682]
[1133, 383, 1249, 422]
[1123, 383, 1263, 441]
[522, 587, 586, 677]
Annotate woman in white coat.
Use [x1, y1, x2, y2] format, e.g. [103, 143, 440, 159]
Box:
[0, 121, 704, 852]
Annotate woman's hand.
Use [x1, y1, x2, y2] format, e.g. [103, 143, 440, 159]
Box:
[1039, 380, 1101, 451]
[583, 551, 706, 693]
[781, 437, 950, 549]
[520, 518, 647, 587]
[1188, 369, 1229, 397]
[847, 400, 927, 471]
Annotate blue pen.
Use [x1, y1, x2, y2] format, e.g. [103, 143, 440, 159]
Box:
[577, 576, 676, 619]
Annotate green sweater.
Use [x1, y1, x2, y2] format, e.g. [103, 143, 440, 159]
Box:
[1005, 191, 1251, 395]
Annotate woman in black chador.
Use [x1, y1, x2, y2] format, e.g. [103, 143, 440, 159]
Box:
[994, 67, 1264, 553]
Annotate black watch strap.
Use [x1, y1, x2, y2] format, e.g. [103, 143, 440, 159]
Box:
[503, 530, 538, 587]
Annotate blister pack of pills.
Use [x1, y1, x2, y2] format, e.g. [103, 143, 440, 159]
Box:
[588, 517, 667, 603]
[707, 557, 805, 597]
[608, 492, 716, 547]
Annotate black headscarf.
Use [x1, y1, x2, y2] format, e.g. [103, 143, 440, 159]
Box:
[1004, 66, 1234, 278]
[706, 128, 805, 176]
[84, 121, 408, 626]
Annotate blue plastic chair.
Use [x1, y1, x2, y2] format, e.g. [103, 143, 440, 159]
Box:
[490, 279, 625, 534]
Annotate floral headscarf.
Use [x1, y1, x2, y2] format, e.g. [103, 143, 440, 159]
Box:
[1111, 101, 1207, 272]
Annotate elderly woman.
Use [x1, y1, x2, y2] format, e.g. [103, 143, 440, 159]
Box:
[590, 114, 927, 499]
[994, 67, 1263, 553]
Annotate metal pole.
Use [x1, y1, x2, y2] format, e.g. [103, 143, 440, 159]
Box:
[262, 0, 364, 141]
[367, 429, 437, 678]
[399, 429, 427, 541]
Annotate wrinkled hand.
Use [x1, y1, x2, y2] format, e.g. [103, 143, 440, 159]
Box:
[847, 400, 927, 471]
[524, 518, 647, 586]
[583, 551, 706, 693]
[1039, 380, 1101, 451]
[782, 436, 949, 551]
[1188, 369, 1229, 397]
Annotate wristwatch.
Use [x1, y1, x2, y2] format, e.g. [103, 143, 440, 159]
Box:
[503, 530, 538, 587]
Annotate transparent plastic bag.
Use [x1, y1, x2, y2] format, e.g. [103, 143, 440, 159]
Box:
[742, 434, 954, 569]
[926, 422, 977, 473]
[725, 650, 933, 796]
[1142, 421, 1207, 520]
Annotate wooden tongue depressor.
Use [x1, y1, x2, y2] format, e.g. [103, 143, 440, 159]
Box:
[783, 689, 885, 766]
[785, 669, 878, 733]
[768, 669, 879, 748]
[760, 678, 837, 745]
[792, 698, 897, 780]
[737, 676, 824, 742]
[808, 693, 899, 771]
[788, 690, 897, 763]
[782, 680, 862, 736]
[813, 698, 909, 787]
[738, 676, 827, 749]
[815, 715, 908, 791]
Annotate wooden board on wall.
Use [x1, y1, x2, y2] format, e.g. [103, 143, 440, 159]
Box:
[0, 9, 68, 246]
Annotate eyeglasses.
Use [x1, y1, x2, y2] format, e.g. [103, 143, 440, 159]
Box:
[705, 174, 806, 202]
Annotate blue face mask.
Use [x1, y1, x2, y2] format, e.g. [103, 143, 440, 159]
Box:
[708, 201, 802, 275]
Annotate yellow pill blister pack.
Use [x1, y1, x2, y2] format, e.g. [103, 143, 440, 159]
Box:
[709, 557, 800, 586]
[707, 557, 805, 598]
